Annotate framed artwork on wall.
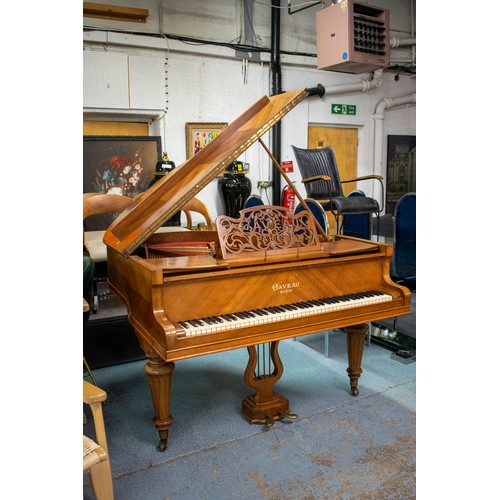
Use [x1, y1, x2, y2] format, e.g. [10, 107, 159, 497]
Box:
[185, 122, 227, 159]
[83, 135, 161, 230]
[385, 135, 416, 215]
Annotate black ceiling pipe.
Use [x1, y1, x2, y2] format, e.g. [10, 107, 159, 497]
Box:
[271, 0, 282, 205]
[306, 84, 326, 98]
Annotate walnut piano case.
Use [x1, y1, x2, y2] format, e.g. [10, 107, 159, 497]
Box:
[104, 88, 411, 451]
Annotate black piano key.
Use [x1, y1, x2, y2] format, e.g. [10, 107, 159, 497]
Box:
[201, 317, 217, 325]
[252, 309, 268, 316]
[295, 302, 309, 309]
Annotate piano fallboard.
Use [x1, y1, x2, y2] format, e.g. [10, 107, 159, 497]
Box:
[107, 234, 411, 362]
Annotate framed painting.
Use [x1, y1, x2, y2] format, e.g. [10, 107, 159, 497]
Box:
[83, 135, 161, 230]
[185, 122, 227, 159]
[385, 135, 416, 215]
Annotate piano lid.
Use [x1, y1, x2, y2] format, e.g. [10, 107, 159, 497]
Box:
[104, 88, 309, 257]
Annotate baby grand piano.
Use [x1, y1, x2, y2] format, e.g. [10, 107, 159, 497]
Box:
[104, 88, 411, 451]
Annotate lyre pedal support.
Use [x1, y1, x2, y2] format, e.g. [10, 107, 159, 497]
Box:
[242, 341, 298, 425]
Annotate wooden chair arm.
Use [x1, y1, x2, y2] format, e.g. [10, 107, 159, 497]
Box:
[301, 175, 332, 184]
[83, 380, 109, 449]
[183, 211, 193, 230]
[182, 197, 214, 230]
[83, 193, 135, 220]
[341, 174, 384, 184]
[83, 380, 107, 405]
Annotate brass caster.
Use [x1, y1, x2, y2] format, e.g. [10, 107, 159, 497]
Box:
[351, 387, 359, 397]
[157, 430, 169, 452]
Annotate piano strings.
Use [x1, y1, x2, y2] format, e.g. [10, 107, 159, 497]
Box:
[254, 343, 273, 380]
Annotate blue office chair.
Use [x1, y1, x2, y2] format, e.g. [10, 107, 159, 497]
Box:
[390, 192, 416, 333]
[243, 194, 265, 209]
[294, 198, 329, 234]
[239, 194, 265, 230]
[391, 193, 416, 289]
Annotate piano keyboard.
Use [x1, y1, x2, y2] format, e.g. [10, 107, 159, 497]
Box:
[178, 290, 392, 337]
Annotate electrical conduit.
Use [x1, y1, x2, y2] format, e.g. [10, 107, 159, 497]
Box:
[372, 93, 416, 177]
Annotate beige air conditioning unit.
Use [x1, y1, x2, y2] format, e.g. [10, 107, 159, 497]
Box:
[316, 1, 390, 74]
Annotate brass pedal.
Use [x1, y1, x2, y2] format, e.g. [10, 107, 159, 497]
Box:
[278, 410, 298, 420]
[264, 414, 275, 428]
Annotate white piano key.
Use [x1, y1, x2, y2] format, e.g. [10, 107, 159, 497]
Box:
[180, 290, 393, 337]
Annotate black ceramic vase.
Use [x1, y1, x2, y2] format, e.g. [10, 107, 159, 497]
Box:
[218, 161, 252, 218]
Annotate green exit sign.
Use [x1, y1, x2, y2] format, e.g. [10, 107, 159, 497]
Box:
[331, 104, 356, 115]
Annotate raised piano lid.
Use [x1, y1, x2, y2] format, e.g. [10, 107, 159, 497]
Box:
[104, 88, 309, 257]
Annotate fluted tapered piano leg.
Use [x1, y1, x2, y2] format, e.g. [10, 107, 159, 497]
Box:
[345, 323, 368, 396]
[143, 353, 175, 452]
[242, 341, 297, 426]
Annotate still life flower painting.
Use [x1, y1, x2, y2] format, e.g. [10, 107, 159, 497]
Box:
[83, 136, 161, 230]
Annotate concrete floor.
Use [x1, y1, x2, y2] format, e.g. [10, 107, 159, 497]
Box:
[83, 322, 416, 499]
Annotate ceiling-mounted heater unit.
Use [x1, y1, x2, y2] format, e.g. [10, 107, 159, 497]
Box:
[316, 1, 390, 74]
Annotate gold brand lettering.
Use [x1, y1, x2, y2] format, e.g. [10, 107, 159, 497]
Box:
[272, 282, 300, 294]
